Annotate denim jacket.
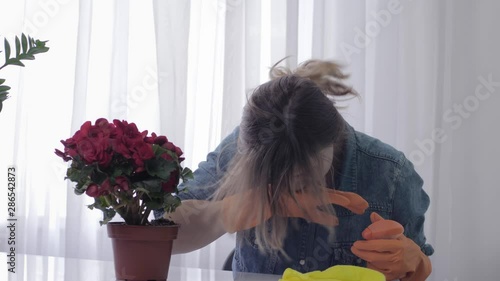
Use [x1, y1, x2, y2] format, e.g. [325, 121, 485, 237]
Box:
[156, 124, 434, 274]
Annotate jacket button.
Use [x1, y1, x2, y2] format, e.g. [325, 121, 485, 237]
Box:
[357, 258, 362, 264]
[299, 259, 306, 266]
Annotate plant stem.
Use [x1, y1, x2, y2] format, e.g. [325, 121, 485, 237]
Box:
[141, 207, 151, 225]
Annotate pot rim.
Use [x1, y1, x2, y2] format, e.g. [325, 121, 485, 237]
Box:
[107, 222, 180, 241]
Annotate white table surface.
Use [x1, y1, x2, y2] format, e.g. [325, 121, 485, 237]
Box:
[1, 252, 281, 281]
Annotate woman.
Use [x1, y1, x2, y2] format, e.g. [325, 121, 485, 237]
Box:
[157, 60, 434, 281]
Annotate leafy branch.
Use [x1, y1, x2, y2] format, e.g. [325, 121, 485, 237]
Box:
[0, 33, 49, 113]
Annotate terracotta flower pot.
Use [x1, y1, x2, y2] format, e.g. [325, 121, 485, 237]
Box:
[107, 222, 180, 281]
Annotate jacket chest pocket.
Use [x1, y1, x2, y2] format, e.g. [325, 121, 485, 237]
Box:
[234, 230, 278, 274]
[330, 206, 392, 268]
[331, 242, 366, 267]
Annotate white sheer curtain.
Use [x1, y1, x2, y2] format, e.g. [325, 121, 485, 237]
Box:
[1, 0, 499, 279]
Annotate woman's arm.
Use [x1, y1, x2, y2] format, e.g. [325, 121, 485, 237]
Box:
[155, 129, 240, 253]
[165, 200, 226, 254]
[392, 156, 434, 257]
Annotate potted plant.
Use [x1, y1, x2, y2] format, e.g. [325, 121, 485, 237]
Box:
[55, 118, 192, 281]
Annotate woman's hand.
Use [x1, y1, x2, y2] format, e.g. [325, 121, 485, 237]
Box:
[276, 189, 368, 226]
[351, 212, 432, 281]
[222, 188, 369, 233]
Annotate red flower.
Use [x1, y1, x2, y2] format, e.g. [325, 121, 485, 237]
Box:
[113, 119, 147, 147]
[174, 146, 183, 157]
[54, 149, 72, 162]
[98, 178, 112, 196]
[160, 142, 184, 162]
[132, 142, 155, 171]
[83, 180, 112, 198]
[134, 142, 155, 160]
[56, 118, 192, 226]
[59, 119, 115, 166]
[72, 121, 92, 143]
[145, 133, 168, 146]
[163, 141, 175, 151]
[144, 134, 154, 144]
[76, 138, 100, 164]
[95, 118, 115, 138]
[98, 151, 113, 167]
[86, 183, 99, 197]
[114, 176, 129, 191]
[60, 137, 78, 157]
[75, 137, 112, 166]
[110, 138, 132, 159]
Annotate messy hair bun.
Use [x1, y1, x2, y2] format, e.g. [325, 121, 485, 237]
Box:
[269, 58, 358, 98]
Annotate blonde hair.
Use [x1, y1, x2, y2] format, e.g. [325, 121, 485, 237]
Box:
[270, 58, 358, 99]
[214, 59, 355, 256]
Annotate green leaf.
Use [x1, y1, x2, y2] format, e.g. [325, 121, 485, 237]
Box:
[35, 39, 47, 46]
[134, 179, 163, 193]
[66, 164, 95, 183]
[163, 194, 182, 213]
[181, 167, 193, 180]
[98, 196, 111, 208]
[87, 197, 117, 225]
[144, 190, 178, 210]
[6, 59, 24, 67]
[89, 197, 109, 210]
[29, 47, 50, 55]
[91, 170, 107, 184]
[74, 188, 85, 195]
[0, 34, 50, 113]
[111, 165, 130, 177]
[73, 182, 85, 191]
[4, 38, 11, 62]
[32, 39, 49, 53]
[145, 158, 177, 180]
[1, 92, 11, 103]
[18, 53, 35, 60]
[21, 34, 28, 54]
[15, 36, 20, 57]
[152, 144, 169, 156]
[135, 187, 150, 195]
[144, 201, 164, 210]
[0, 85, 11, 92]
[99, 208, 116, 225]
[66, 167, 81, 182]
[0, 35, 49, 71]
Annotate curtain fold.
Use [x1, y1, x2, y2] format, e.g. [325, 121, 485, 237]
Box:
[431, 1, 500, 280]
[1, 0, 499, 279]
[109, 0, 129, 121]
[285, 0, 298, 68]
[64, 0, 100, 261]
[152, 0, 190, 148]
[70, 0, 92, 130]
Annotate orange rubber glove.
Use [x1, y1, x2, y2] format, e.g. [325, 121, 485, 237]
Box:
[222, 188, 368, 233]
[351, 212, 432, 281]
